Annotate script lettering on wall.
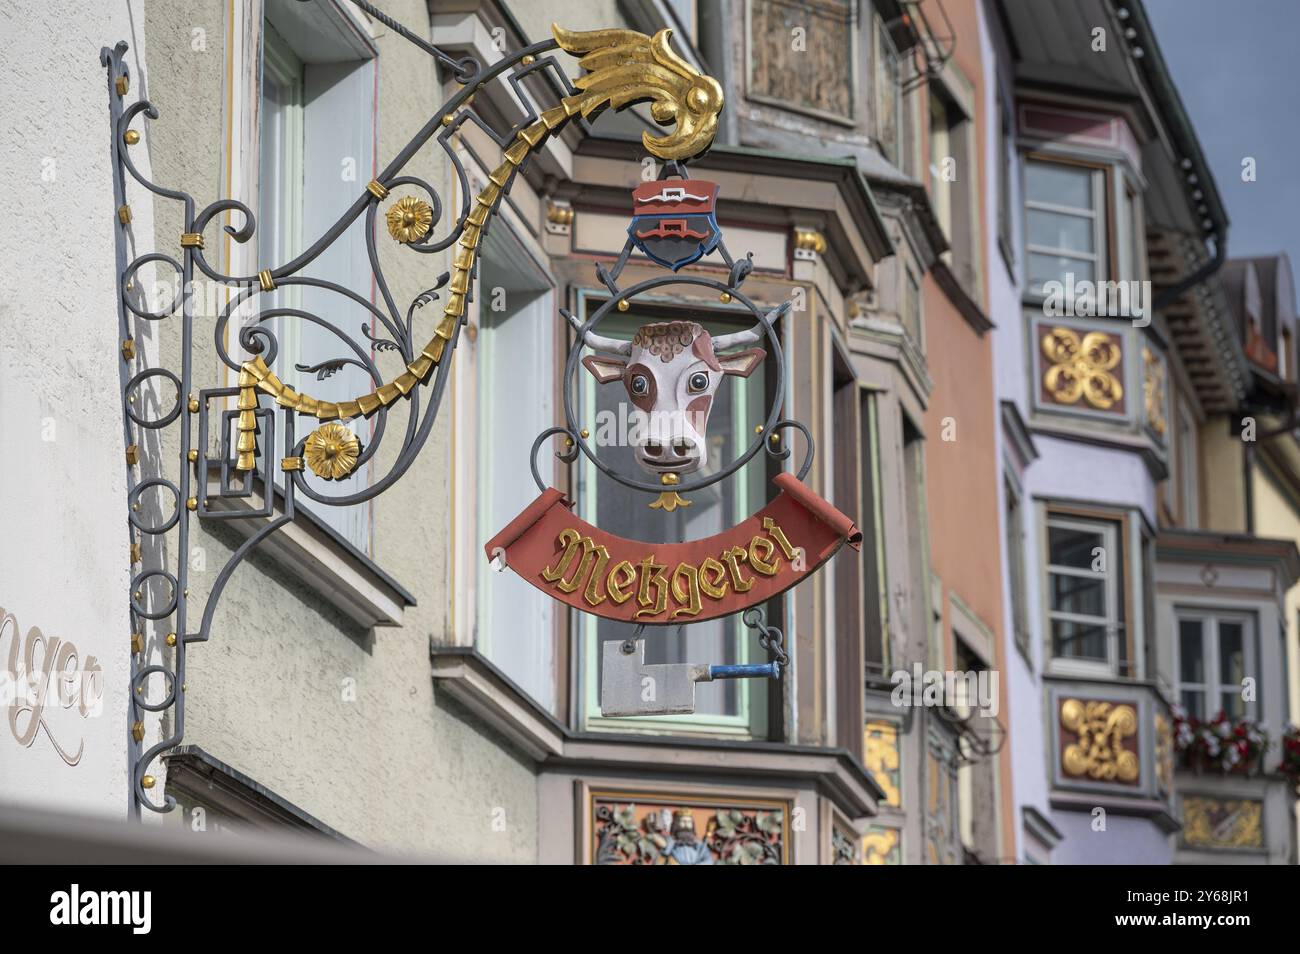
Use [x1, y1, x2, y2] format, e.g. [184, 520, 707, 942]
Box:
[0, 606, 104, 766]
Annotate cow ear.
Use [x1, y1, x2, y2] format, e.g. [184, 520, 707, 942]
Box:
[582, 355, 628, 384]
[718, 348, 766, 378]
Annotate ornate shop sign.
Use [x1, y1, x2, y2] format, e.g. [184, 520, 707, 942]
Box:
[105, 0, 855, 809]
[485, 473, 860, 624]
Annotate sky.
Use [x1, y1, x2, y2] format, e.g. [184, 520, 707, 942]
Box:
[1146, 0, 1299, 304]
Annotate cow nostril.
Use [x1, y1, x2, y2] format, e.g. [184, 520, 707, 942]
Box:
[643, 441, 662, 457]
[672, 440, 691, 457]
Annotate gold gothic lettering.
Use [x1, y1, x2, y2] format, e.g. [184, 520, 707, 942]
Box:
[538, 521, 800, 621]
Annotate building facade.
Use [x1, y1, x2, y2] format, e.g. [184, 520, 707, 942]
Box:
[2, 0, 1297, 865]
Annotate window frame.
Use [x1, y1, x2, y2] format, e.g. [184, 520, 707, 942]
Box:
[1003, 474, 1031, 667]
[571, 291, 773, 739]
[996, 91, 1016, 273]
[1022, 156, 1110, 299]
[1174, 610, 1257, 722]
[1176, 401, 1199, 528]
[255, 2, 378, 553]
[1043, 512, 1124, 676]
[472, 224, 561, 712]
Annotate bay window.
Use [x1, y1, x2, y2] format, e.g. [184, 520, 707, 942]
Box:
[1177, 613, 1255, 721]
[1045, 513, 1124, 670]
[577, 303, 771, 737]
[1024, 159, 1106, 295]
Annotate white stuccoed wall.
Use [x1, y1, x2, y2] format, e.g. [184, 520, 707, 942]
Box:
[0, 0, 148, 817]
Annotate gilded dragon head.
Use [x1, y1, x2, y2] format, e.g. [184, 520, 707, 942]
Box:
[552, 24, 724, 161]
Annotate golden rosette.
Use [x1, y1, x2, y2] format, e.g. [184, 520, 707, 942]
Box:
[304, 423, 361, 480]
[385, 196, 433, 244]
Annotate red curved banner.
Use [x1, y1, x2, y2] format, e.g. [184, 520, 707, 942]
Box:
[483, 473, 861, 625]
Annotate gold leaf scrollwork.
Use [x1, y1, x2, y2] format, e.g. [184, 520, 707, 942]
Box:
[864, 720, 902, 808]
[1061, 698, 1139, 783]
[1155, 711, 1174, 794]
[303, 423, 361, 480]
[862, 826, 901, 865]
[1182, 796, 1264, 850]
[1143, 346, 1167, 437]
[1042, 327, 1124, 411]
[551, 24, 724, 162]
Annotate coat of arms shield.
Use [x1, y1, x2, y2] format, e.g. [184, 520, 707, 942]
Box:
[627, 179, 722, 271]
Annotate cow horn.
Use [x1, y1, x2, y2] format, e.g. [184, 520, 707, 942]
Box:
[711, 301, 789, 351]
[562, 307, 632, 355]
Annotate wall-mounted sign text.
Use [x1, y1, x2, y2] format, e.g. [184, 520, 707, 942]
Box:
[485, 474, 861, 624]
[1, 606, 103, 766]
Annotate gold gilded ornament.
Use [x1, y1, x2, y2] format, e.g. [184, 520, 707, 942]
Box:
[304, 423, 361, 480]
[234, 24, 723, 425]
[1182, 797, 1263, 849]
[649, 471, 691, 512]
[552, 24, 723, 161]
[1060, 698, 1139, 783]
[386, 196, 433, 244]
[1041, 327, 1123, 411]
[1143, 346, 1167, 437]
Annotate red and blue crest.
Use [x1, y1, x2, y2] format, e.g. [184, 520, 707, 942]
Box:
[628, 180, 722, 271]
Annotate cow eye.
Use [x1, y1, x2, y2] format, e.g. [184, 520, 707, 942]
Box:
[687, 371, 710, 393]
[629, 374, 649, 396]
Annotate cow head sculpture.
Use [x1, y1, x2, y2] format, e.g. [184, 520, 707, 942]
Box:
[576, 307, 782, 477]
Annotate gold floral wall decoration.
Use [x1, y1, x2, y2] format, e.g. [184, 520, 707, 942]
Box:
[1182, 796, 1263, 850]
[1041, 326, 1124, 411]
[862, 825, 901, 865]
[1060, 697, 1139, 784]
[864, 720, 901, 807]
[1155, 711, 1174, 794]
[1142, 346, 1167, 438]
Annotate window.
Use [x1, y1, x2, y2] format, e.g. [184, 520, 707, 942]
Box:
[1176, 404, 1199, 528]
[1004, 478, 1030, 664]
[953, 637, 997, 863]
[475, 229, 557, 709]
[874, 15, 903, 164]
[257, 3, 376, 550]
[1024, 160, 1106, 294]
[1177, 613, 1255, 721]
[996, 94, 1014, 268]
[578, 306, 770, 736]
[902, 418, 933, 670]
[927, 72, 978, 293]
[901, 265, 922, 346]
[929, 93, 953, 246]
[1045, 514, 1124, 670]
[1120, 181, 1144, 284]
